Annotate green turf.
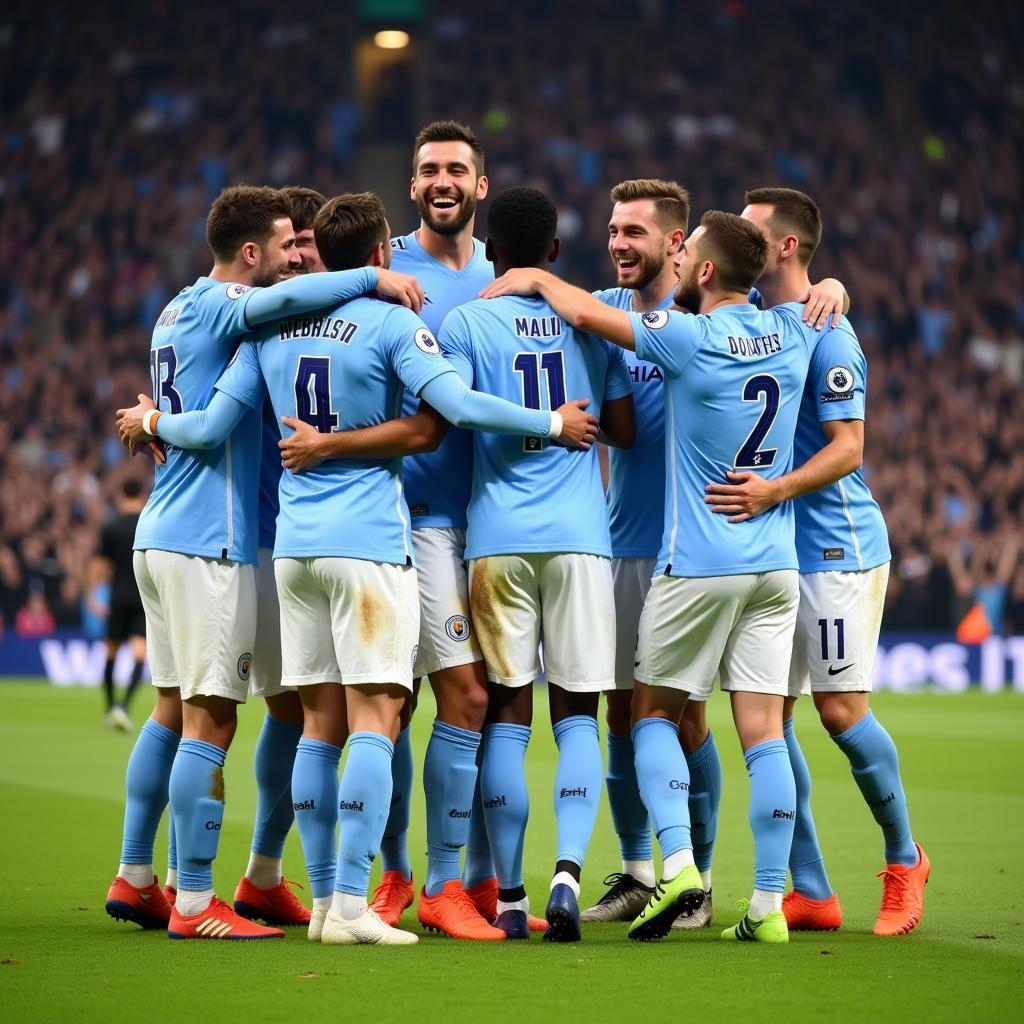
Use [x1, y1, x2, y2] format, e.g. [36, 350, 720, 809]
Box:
[0, 682, 1021, 1022]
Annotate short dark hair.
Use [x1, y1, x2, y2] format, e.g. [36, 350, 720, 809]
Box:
[413, 120, 485, 176]
[205, 185, 292, 264]
[744, 187, 822, 266]
[697, 210, 768, 292]
[610, 178, 690, 233]
[121, 479, 143, 499]
[313, 193, 388, 271]
[487, 187, 557, 269]
[281, 186, 327, 232]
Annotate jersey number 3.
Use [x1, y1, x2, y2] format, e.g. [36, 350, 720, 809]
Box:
[735, 374, 780, 468]
[295, 356, 339, 432]
[514, 351, 565, 453]
[150, 346, 183, 414]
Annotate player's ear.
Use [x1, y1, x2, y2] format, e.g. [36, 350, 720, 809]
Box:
[484, 236, 495, 264]
[548, 237, 560, 265]
[700, 260, 714, 286]
[668, 228, 684, 255]
[779, 232, 800, 261]
[409, 176, 417, 201]
[370, 241, 385, 268]
[476, 174, 489, 200]
[241, 242, 258, 268]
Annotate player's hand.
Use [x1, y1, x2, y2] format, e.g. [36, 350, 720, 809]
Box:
[141, 438, 167, 464]
[116, 394, 156, 447]
[479, 268, 545, 299]
[279, 416, 326, 473]
[374, 269, 425, 313]
[704, 471, 782, 523]
[553, 399, 600, 450]
[798, 278, 845, 330]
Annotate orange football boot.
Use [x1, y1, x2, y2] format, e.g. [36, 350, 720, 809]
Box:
[369, 870, 415, 927]
[874, 843, 930, 936]
[464, 876, 548, 933]
[168, 896, 284, 940]
[234, 876, 311, 927]
[163, 885, 177, 907]
[782, 890, 843, 931]
[418, 881, 507, 940]
[105, 875, 172, 930]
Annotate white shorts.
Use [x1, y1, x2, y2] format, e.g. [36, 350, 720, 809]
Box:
[788, 562, 890, 696]
[411, 527, 483, 679]
[635, 570, 799, 698]
[133, 549, 256, 703]
[249, 548, 291, 699]
[468, 553, 615, 693]
[275, 556, 419, 690]
[611, 557, 656, 690]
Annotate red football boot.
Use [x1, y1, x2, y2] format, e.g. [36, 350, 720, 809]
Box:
[168, 896, 284, 940]
[233, 876, 311, 927]
[105, 875, 172, 930]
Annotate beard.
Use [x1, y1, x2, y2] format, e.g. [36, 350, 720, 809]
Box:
[252, 257, 293, 288]
[673, 265, 701, 313]
[616, 252, 664, 291]
[416, 191, 477, 236]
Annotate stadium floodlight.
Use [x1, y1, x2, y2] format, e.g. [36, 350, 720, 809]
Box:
[374, 29, 410, 49]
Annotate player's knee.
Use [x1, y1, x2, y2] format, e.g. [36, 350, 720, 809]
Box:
[815, 694, 866, 737]
[265, 689, 304, 725]
[678, 701, 708, 753]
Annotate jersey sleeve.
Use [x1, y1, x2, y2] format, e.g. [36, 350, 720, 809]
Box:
[383, 306, 459, 397]
[192, 283, 265, 345]
[805, 322, 867, 423]
[628, 309, 701, 377]
[602, 342, 634, 400]
[437, 308, 475, 386]
[215, 340, 266, 410]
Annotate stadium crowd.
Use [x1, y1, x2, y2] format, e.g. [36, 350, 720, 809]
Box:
[0, 0, 1021, 635]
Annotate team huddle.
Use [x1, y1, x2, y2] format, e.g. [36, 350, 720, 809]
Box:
[105, 120, 929, 947]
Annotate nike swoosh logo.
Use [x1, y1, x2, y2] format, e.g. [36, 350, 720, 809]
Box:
[828, 664, 853, 676]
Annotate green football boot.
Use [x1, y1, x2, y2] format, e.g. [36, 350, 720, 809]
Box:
[627, 864, 705, 942]
[721, 899, 789, 943]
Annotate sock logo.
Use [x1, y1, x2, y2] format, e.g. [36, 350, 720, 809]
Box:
[484, 795, 507, 809]
[559, 786, 588, 799]
[448, 808, 472, 818]
[205, 821, 221, 830]
[292, 799, 316, 812]
[772, 808, 796, 820]
[339, 799, 364, 812]
[669, 780, 689, 790]
[868, 792, 896, 808]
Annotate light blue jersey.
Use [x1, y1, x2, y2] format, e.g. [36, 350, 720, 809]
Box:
[595, 287, 671, 559]
[441, 295, 633, 559]
[793, 322, 890, 573]
[390, 231, 494, 528]
[216, 298, 455, 564]
[257, 399, 281, 550]
[629, 303, 821, 577]
[134, 277, 262, 563]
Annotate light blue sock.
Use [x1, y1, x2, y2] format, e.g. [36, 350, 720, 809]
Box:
[168, 815, 177, 873]
[291, 737, 342, 900]
[684, 729, 721, 875]
[424, 720, 480, 896]
[480, 723, 530, 890]
[832, 711, 916, 866]
[251, 715, 303, 859]
[632, 717, 691, 859]
[462, 739, 496, 890]
[745, 739, 796, 893]
[379, 725, 413, 878]
[168, 739, 227, 892]
[783, 718, 833, 899]
[606, 732, 651, 861]
[552, 715, 602, 869]
[120, 718, 179, 864]
[335, 732, 394, 897]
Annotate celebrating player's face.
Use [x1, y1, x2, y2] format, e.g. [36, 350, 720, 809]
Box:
[607, 199, 672, 290]
[293, 227, 326, 274]
[253, 217, 302, 287]
[412, 141, 487, 237]
[672, 227, 704, 313]
[740, 204, 781, 272]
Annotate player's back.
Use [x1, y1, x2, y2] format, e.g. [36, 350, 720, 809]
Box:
[442, 295, 632, 560]
[793, 318, 890, 573]
[630, 302, 819, 577]
[390, 232, 493, 527]
[595, 287, 668, 559]
[249, 296, 449, 565]
[134, 277, 261, 563]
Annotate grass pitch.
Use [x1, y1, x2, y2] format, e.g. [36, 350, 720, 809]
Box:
[0, 682, 1021, 1023]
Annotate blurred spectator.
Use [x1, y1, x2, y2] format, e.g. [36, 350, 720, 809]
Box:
[15, 583, 56, 638]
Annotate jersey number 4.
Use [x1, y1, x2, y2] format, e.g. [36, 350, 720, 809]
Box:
[734, 374, 780, 468]
[514, 350, 565, 453]
[294, 356, 339, 432]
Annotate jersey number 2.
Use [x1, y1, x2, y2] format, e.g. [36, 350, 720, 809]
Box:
[513, 351, 566, 452]
[295, 356, 339, 432]
[735, 374, 780, 468]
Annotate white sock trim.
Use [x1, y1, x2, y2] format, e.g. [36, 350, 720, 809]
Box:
[497, 897, 529, 916]
[245, 852, 283, 889]
[623, 859, 656, 887]
[175, 887, 214, 917]
[662, 848, 695, 880]
[749, 888, 782, 919]
[118, 863, 154, 889]
[551, 871, 580, 898]
[332, 892, 369, 921]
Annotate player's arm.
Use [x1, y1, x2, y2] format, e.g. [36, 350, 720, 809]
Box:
[279, 401, 450, 472]
[704, 419, 863, 522]
[481, 270, 636, 349]
[598, 395, 635, 449]
[117, 389, 251, 450]
[798, 277, 850, 330]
